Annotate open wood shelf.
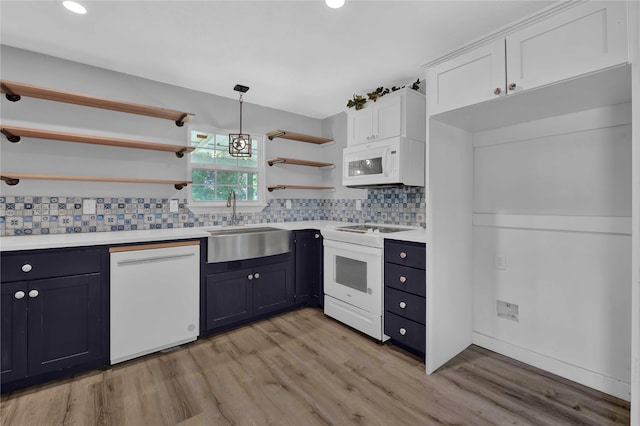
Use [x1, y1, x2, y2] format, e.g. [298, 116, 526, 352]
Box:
[1, 174, 191, 190]
[266, 130, 333, 145]
[267, 184, 334, 192]
[1, 80, 195, 127]
[1, 125, 195, 157]
[267, 157, 334, 168]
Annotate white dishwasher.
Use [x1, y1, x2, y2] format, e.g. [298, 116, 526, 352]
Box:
[109, 241, 200, 364]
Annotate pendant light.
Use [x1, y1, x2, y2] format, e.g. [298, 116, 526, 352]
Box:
[229, 84, 251, 157]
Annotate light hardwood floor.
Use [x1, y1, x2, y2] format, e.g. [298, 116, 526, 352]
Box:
[1, 307, 630, 425]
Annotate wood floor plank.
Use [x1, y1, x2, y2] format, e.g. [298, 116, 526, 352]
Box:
[1, 307, 630, 425]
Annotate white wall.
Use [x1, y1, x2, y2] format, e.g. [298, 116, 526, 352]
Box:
[471, 103, 632, 400]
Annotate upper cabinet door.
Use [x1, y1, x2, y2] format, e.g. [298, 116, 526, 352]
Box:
[506, 1, 628, 94]
[427, 39, 506, 115]
[347, 108, 375, 146]
[374, 94, 403, 142]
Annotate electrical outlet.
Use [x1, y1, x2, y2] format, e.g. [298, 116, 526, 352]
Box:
[497, 300, 519, 322]
[495, 254, 507, 270]
[82, 199, 96, 215]
[356, 199, 362, 211]
[286, 200, 292, 209]
[170, 199, 179, 213]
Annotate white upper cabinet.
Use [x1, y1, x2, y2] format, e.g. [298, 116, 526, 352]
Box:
[427, 40, 506, 115]
[347, 88, 425, 146]
[428, 1, 629, 115]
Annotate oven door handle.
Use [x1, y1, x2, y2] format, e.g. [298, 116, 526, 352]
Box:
[323, 239, 383, 256]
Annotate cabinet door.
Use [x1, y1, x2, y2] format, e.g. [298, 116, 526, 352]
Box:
[205, 269, 252, 330]
[1, 281, 28, 383]
[252, 261, 293, 316]
[294, 230, 324, 308]
[347, 109, 374, 146]
[27, 273, 101, 376]
[506, 1, 628, 94]
[427, 39, 506, 115]
[374, 95, 402, 142]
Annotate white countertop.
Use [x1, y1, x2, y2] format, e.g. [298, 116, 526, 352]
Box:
[0, 221, 426, 252]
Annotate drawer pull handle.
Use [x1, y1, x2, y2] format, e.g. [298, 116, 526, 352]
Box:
[399, 276, 407, 283]
[14, 291, 25, 300]
[399, 328, 407, 336]
[399, 252, 407, 259]
[21, 263, 32, 273]
[29, 289, 39, 298]
[254, 273, 260, 279]
[399, 301, 407, 309]
[248, 274, 254, 280]
[314, 234, 320, 239]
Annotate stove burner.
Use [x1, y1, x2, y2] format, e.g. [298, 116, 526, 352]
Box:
[336, 224, 409, 234]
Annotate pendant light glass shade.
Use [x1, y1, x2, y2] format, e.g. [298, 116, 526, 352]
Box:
[229, 85, 251, 157]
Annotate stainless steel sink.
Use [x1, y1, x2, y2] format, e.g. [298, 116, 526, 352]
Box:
[207, 227, 291, 263]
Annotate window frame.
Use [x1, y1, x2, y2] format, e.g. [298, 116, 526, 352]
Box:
[186, 125, 267, 214]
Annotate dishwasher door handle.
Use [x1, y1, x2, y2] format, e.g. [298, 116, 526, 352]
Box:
[116, 252, 195, 266]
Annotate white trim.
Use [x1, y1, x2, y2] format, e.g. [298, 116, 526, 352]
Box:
[473, 332, 631, 401]
[473, 213, 632, 235]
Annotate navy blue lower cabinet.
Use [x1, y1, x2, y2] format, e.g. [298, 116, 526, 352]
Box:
[0, 247, 108, 391]
[252, 261, 293, 316]
[202, 253, 294, 334]
[1, 281, 28, 383]
[205, 269, 253, 330]
[293, 230, 323, 308]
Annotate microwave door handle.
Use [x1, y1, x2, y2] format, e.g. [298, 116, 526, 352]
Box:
[383, 148, 390, 177]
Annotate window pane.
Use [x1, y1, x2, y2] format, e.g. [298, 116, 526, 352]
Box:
[192, 169, 216, 184]
[191, 185, 216, 201]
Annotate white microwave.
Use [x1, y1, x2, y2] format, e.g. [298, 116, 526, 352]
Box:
[342, 137, 425, 188]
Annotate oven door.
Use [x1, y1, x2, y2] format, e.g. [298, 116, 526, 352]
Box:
[323, 239, 383, 316]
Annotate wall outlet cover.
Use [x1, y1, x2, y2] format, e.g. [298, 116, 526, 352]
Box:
[170, 199, 179, 213]
[356, 199, 362, 211]
[497, 300, 519, 322]
[82, 199, 96, 215]
[286, 200, 292, 209]
[495, 254, 507, 270]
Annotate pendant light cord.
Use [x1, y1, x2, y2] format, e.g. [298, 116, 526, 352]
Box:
[238, 93, 244, 134]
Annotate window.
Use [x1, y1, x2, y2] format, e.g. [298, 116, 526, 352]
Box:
[187, 128, 266, 212]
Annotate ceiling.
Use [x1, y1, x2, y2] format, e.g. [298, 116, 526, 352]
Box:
[0, 0, 554, 119]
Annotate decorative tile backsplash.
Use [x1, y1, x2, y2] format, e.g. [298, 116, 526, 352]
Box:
[0, 187, 425, 236]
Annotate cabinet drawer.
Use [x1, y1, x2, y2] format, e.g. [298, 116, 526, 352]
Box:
[1, 248, 102, 282]
[384, 263, 425, 297]
[384, 311, 425, 353]
[385, 287, 425, 325]
[384, 240, 425, 269]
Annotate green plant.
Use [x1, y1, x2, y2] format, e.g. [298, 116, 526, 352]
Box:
[346, 78, 421, 109]
[346, 94, 367, 110]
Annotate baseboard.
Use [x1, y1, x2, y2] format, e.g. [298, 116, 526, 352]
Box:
[472, 332, 631, 401]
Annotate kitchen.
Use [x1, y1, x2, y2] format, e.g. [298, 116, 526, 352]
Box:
[1, 1, 639, 424]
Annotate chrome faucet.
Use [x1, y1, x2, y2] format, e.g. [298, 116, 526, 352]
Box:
[226, 189, 238, 225]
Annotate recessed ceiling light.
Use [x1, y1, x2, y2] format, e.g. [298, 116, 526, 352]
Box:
[325, 0, 345, 9]
[62, 1, 87, 15]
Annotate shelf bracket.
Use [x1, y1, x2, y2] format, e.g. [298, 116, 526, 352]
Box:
[1, 176, 20, 186]
[1, 83, 21, 102]
[267, 131, 286, 141]
[1, 128, 21, 143]
[175, 113, 194, 127]
[175, 148, 188, 158]
[174, 183, 188, 190]
[267, 158, 286, 166]
[267, 185, 286, 192]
